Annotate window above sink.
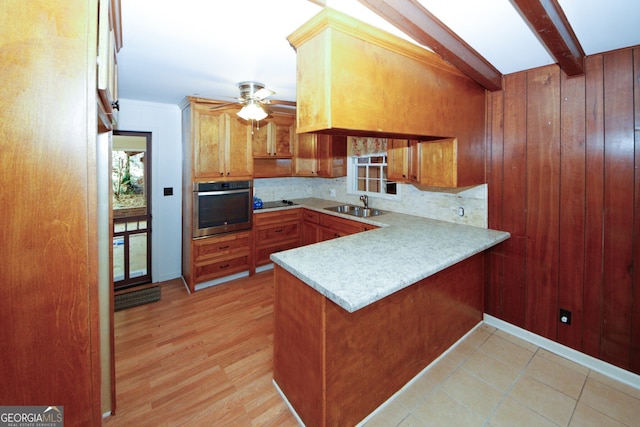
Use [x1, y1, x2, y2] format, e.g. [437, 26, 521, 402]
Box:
[347, 153, 401, 201]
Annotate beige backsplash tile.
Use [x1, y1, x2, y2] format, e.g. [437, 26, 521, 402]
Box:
[254, 177, 488, 228]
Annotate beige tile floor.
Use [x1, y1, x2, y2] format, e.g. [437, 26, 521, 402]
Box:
[363, 324, 640, 427]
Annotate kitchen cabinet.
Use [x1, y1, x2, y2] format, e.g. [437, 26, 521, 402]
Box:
[387, 139, 413, 182]
[388, 138, 462, 188]
[254, 209, 302, 268]
[318, 211, 377, 241]
[288, 9, 486, 188]
[97, 0, 122, 131]
[301, 209, 321, 245]
[252, 113, 294, 178]
[293, 133, 347, 177]
[181, 97, 253, 180]
[252, 114, 293, 157]
[187, 231, 252, 291]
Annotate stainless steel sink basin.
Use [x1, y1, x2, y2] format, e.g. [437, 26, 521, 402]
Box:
[324, 204, 385, 217]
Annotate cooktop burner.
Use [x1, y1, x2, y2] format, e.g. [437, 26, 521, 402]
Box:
[259, 199, 297, 209]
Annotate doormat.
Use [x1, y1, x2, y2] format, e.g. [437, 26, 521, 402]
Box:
[115, 286, 160, 311]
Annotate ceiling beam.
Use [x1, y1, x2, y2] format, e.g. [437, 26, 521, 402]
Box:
[511, 0, 585, 75]
[357, 0, 502, 91]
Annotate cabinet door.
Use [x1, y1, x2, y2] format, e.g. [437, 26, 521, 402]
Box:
[272, 115, 293, 157]
[319, 213, 365, 238]
[418, 138, 457, 187]
[251, 121, 272, 157]
[225, 113, 253, 178]
[387, 139, 410, 181]
[97, 0, 121, 130]
[317, 135, 347, 177]
[294, 133, 318, 176]
[194, 108, 224, 178]
[302, 210, 321, 245]
[252, 115, 293, 158]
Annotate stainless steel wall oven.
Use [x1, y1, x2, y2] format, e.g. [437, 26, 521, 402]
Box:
[192, 180, 253, 238]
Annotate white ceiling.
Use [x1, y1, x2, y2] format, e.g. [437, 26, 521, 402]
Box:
[117, 0, 640, 105]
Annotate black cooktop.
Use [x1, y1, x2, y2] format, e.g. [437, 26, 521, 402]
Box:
[259, 199, 297, 209]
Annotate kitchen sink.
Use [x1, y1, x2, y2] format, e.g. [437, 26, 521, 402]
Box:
[324, 204, 385, 218]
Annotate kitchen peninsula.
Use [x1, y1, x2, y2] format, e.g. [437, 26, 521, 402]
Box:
[268, 198, 510, 426]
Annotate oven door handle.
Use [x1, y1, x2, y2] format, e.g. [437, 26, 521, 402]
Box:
[195, 188, 250, 196]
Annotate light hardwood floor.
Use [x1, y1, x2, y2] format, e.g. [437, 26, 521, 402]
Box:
[103, 271, 299, 426]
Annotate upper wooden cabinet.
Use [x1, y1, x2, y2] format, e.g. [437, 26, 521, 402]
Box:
[181, 98, 253, 180]
[97, 0, 122, 131]
[293, 133, 347, 177]
[252, 113, 295, 178]
[287, 8, 486, 187]
[388, 138, 461, 188]
[252, 114, 294, 158]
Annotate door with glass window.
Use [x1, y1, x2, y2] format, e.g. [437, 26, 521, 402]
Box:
[112, 131, 151, 290]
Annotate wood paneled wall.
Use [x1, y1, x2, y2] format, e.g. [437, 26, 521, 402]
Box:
[486, 46, 640, 375]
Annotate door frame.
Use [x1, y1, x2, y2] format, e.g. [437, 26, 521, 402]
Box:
[112, 130, 152, 290]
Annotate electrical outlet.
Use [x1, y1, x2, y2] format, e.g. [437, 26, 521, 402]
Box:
[559, 308, 571, 325]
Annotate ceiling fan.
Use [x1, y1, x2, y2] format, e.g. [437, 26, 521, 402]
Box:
[209, 81, 296, 122]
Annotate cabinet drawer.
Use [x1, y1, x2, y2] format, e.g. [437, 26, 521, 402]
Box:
[254, 208, 301, 226]
[319, 214, 364, 236]
[302, 209, 320, 224]
[255, 222, 300, 245]
[193, 231, 251, 262]
[194, 252, 251, 283]
[255, 239, 300, 266]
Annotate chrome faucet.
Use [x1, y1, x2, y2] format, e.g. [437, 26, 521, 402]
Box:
[359, 195, 369, 209]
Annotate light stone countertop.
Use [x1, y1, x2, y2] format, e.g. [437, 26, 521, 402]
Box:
[262, 197, 510, 313]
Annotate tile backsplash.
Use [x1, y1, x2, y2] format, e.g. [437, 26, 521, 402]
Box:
[254, 177, 488, 228]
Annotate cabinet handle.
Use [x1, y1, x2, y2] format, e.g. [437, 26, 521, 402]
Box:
[219, 245, 229, 249]
[219, 264, 230, 269]
[219, 172, 224, 176]
[275, 228, 283, 233]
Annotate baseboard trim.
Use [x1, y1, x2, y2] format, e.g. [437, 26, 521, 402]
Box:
[256, 263, 274, 273]
[272, 379, 305, 427]
[484, 314, 640, 391]
[193, 270, 250, 291]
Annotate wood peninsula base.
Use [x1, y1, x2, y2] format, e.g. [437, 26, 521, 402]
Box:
[273, 253, 484, 427]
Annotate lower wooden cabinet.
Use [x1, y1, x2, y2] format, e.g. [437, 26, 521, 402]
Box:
[186, 208, 378, 290]
[319, 211, 378, 241]
[254, 209, 302, 268]
[189, 231, 252, 291]
[301, 209, 321, 245]
[303, 208, 378, 243]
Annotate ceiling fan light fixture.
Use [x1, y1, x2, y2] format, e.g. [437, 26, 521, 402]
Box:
[237, 99, 268, 121]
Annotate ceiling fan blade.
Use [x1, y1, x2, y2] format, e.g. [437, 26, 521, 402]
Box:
[253, 87, 275, 100]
